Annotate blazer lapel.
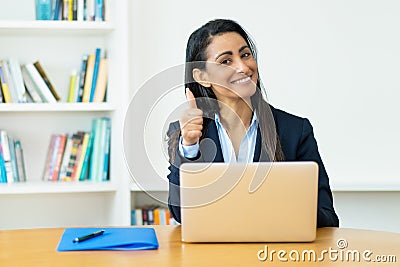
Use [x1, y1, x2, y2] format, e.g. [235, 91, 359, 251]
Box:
[200, 120, 224, 162]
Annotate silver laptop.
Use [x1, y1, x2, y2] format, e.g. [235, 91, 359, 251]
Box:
[180, 162, 318, 242]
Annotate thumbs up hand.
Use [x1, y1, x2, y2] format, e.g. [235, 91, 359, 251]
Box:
[179, 88, 203, 146]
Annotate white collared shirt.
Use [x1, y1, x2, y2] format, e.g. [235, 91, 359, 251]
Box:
[179, 113, 258, 163]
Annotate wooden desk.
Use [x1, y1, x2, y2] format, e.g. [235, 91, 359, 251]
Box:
[0, 226, 399, 266]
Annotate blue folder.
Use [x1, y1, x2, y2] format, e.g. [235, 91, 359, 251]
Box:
[57, 228, 159, 251]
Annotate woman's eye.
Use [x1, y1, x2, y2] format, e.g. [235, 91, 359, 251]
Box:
[242, 52, 251, 58]
[220, 59, 231, 65]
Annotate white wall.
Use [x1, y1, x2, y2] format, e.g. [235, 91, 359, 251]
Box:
[128, 0, 400, 232]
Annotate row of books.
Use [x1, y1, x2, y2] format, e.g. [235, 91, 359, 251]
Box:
[131, 207, 179, 226]
[0, 131, 27, 183]
[68, 48, 108, 103]
[36, 0, 107, 22]
[0, 60, 59, 104]
[42, 117, 111, 182]
[0, 48, 107, 104]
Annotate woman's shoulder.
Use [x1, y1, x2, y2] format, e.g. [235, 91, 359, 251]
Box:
[269, 105, 312, 134]
[270, 105, 307, 123]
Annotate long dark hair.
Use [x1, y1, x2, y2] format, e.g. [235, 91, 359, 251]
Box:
[168, 19, 285, 163]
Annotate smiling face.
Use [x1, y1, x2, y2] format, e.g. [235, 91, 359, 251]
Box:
[193, 32, 258, 104]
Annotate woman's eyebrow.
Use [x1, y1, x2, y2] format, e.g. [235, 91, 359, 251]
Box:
[215, 51, 232, 61]
[239, 45, 250, 52]
[215, 45, 250, 60]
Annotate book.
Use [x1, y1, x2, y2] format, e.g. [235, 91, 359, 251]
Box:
[66, 132, 84, 181]
[76, 55, 88, 102]
[0, 62, 12, 103]
[0, 144, 7, 183]
[82, 54, 95, 102]
[73, 132, 90, 180]
[68, 0, 73, 21]
[52, 0, 61, 20]
[42, 134, 57, 181]
[77, 0, 84, 21]
[14, 140, 27, 182]
[79, 131, 94, 181]
[0, 130, 14, 183]
[89, 118, 102, 180]
[89, 48, 101, 102]
[95, 0, 103, 21]
[101, 118, 111, 181]
[57, 228, 159, 251]
[33, 61, 61, 101]
[58, 134, 73, 181]
[92, 57, 108, 102]
[51, 134, 67, 181]
[67, 70, 77, 102]
[2, 60, 20, 103]
[8, 58, 27, 103]
[8, 135, 19, 182]
[24, 63, 57, 103]
[35, 0, 52, 20]
[86, 0, 95, 21]
[64, 133, 83, 181]
[0, 80, 3, 103]
[72, 0, 78, 20]
[21, 65, 43, 103]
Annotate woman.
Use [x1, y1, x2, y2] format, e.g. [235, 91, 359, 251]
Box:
[167, 19, 339, 227]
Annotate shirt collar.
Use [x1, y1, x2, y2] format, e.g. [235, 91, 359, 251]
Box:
[214, 111, 258, 128]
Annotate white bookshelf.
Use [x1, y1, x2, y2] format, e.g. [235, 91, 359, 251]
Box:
[0, 0, 131, 229]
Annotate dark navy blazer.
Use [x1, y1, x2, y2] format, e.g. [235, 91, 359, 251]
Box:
[167, 106, 339, 228]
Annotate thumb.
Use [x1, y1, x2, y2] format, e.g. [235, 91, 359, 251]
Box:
[186, 88, 197, 109]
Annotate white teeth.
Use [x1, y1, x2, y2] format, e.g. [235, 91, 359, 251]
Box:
[232, 77, 251, 84]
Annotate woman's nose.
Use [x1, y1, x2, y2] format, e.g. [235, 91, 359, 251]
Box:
[234, 58, 250, 73]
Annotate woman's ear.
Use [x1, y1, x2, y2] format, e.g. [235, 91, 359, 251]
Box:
[192, 68, 211, 88]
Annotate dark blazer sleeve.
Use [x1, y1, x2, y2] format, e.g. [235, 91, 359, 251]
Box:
[166, 121, 183, 223]
[294, 119, 339, 227]
[166, 121, 203, 223]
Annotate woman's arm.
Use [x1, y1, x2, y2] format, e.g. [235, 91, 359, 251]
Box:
[297, 119, 339, 227]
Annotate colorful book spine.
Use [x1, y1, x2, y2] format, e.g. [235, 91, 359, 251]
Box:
[89, 118, 102, 180]
[95, 0, 103, 21]
[64, 132, 84, 181]
[8, 58, 27, 103]
[82, 54, 95, 102]
[21, 65, 43, 103]
[0, 130, 14, 183]
[0, 144, 7, 183]
[14, 140, 27, 182]
[53, 0, 61, 20]
[58, 134, 73, 181]
[51, 134, 67, 181]
[67, 70, 77, 102]
[77, 0, 84, 21]
[102, 118, 111, 181]
[25, 63, 57, 103]
[74, 133, 90, 180]
[93, 57, 108, 102]
[86, 0, 95, 21]
[0, 62, 12, 103]
[89, 48, 101, 102]
[33, 61, 61, 101]
[79, 131, 93, 181]
[7, 136, 19, 182]
[76, 55, 88, 102]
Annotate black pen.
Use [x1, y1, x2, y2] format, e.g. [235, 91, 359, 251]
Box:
[73, 230, 105, 243]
